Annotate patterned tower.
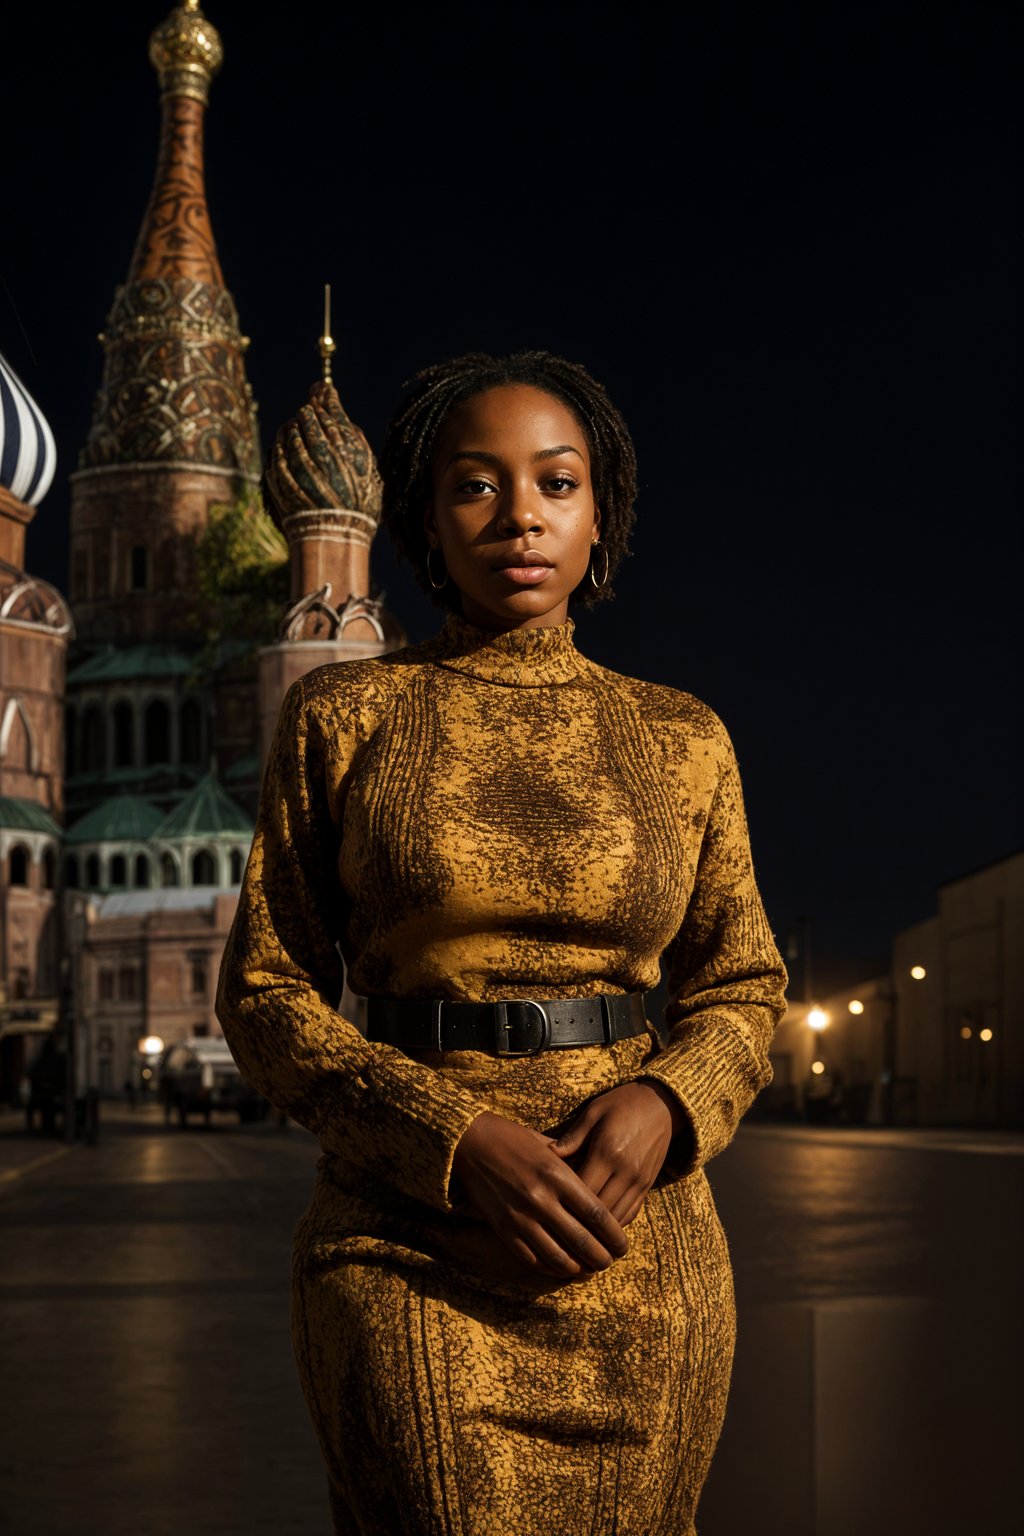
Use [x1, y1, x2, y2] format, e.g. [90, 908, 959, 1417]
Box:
[70, 0, 258, 647]
[0, 353, 70, 1088]
[65, 1, 261, 824]
[258, 306, 404, 768]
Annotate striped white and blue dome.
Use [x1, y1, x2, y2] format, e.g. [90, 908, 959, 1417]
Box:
[0, 351, 56, 506]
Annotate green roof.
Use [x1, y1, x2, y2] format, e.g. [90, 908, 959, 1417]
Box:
[67, 764, 200, 790]
[67, 645, 196, 684]
[154, 774, 253, 840]
[0, 796, 61, 836]
[65, 795, 165, 845]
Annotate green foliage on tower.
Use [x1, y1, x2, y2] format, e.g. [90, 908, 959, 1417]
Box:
[192, 494, 289, 660]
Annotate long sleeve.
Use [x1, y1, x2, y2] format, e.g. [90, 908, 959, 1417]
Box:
[215, 673, 491, 1213]
[638, 736, 787, 1174]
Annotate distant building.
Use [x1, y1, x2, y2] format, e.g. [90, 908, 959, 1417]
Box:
[0, 353, 71, 1101]
[769, 849, 1024, 1128]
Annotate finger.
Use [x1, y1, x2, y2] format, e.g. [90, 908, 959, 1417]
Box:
[538, 1209, 618, 1273]
[619, 1193, 647, 1228]
[550, 1111, 597, 1158]
[506, 1232, 579, 1278]
[557, 1172, 629, 1258]
[572, 1146, 618, 1197]
[592, 1173, 634, 1221]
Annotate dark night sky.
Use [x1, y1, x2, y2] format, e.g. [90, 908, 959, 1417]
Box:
[3, 3, 1021, 985]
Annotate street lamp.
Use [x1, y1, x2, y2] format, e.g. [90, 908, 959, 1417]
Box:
[848, 999, 865, 1015]
[807, 1006, 829, 1031]
[137, 1035, 164, 1092]
[910, 965, 927, 981]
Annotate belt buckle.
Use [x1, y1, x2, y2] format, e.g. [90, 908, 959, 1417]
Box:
[494, 1000, 552, 1057]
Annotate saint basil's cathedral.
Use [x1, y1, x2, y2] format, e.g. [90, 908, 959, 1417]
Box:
[0, 1, 400, 1106]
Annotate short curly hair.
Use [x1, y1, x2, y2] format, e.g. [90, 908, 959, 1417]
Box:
[379, 350, 637, 610]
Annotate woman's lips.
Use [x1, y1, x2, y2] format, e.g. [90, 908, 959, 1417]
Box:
[493, 552, 554, 586]
[496, 564, 554, 585]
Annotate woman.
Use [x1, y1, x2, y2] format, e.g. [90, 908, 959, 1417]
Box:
[216, 350, 787, 1535]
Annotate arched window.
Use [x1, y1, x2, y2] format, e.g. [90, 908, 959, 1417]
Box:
[180, 698, 203, 766]
[110, 854, 127, 887]
[229, 848, 244, 884]
[133, 853, 150, 889]
[160, 852, 179, 888]
[82, 706, 105, 773]
[42, 847, 56, 890]
[119, 966, 138, 1001]
[85, 853, 101, 888]
[9, 845, 29, 886]
[65, 854, 80, 889]
[144, 699, 171, 766]
[65, 705, 78, 777]
[191, 849, 216, 886]
[130, 545, 148, 591]
[113, 701, 134, 768]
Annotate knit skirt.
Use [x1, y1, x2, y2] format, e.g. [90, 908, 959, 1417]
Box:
[291, 1148, 736, 1535]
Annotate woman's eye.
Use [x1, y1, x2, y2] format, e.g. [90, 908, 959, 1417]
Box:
[546, 475, 580, 493]
[457, 478, 495, 495]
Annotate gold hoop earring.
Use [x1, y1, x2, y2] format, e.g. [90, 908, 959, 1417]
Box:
[426, 547, 449, 591]
[589, 541, 609, 590]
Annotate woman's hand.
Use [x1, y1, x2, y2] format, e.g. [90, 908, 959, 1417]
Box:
[452, 1111, 629, 1280]
[549, 1081, 693, 1228]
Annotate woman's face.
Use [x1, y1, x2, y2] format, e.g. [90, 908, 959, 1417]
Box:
[426, 384, 601, 631]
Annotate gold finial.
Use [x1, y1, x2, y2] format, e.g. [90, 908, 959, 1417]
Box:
[149, 3, 224, 104]
[318, 284, 336, 384]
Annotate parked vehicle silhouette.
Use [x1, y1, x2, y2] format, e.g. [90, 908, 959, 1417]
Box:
[158, 1037, 268, 1127]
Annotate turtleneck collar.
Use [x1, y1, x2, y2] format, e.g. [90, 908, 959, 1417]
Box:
[424, 613, 588, 687]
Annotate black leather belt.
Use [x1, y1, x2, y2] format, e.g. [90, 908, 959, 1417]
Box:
[365, 992, 648, 1057]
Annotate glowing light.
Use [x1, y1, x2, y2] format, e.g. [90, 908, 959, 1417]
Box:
[141, 1067, 153, 1081]
[811, 1059, 826, 1075]
[980, 1028, 993, 1042]
[848, 999, 865, 1015]
[960, 1026, 973, 1040]
[139, 1035, 164, 1056]
[910, 965, 927, 981]
[807, 1006, 829, 1031]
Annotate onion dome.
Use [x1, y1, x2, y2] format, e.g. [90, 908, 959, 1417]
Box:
[0, 351, 56, 507]
[264, 380, 382, 541]
[0, 558, 74, 634]
[149, 1, 224, 105]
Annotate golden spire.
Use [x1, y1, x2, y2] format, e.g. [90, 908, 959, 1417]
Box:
[149, 1, 224, 104]
[318, 285, 336, 384]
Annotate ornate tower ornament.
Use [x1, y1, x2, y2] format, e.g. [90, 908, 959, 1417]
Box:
[318, 285, 336, 386]
[148, 0, 224, 105]
[77, 1, 255, 475]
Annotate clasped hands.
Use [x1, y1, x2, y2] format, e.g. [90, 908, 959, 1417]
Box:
[451, 1081, 691, 1280]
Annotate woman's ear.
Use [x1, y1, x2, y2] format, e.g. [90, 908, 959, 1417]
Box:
[593, 506, 603, 541]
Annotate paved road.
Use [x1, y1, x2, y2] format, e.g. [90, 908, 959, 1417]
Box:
[1, 1107, 1020, 1536]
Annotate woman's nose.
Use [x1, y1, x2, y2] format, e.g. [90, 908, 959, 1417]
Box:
[497, 485, 546, 535]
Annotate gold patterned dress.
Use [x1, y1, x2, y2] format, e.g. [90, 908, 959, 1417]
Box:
[216, 615, 787, 1536]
